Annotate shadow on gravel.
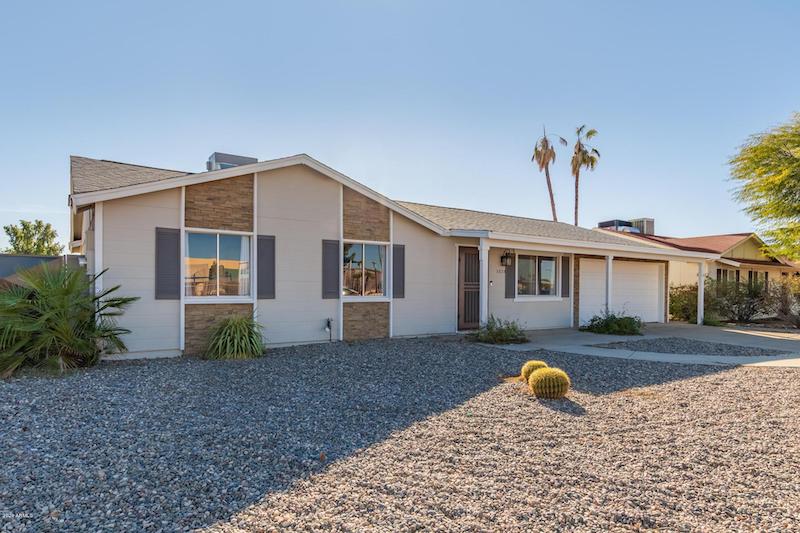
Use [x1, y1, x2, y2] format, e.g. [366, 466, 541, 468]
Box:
[0, 337, 525, 531]
[0, 338, 743, 531]
[538, 397, 587, 416]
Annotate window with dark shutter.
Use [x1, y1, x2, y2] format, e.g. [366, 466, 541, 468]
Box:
[393, 244, 405, 298]
[561, 256, 570, 297]
[155, 227, 180, 300]
[257, 235, 275, 299]
[322, 239, 340, 299]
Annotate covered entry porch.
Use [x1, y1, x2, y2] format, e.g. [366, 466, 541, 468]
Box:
[456, 235, 715, 330]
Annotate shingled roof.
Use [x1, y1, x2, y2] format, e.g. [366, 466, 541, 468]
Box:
[70, 156, 190, 194]
[397, 201, 657, 248]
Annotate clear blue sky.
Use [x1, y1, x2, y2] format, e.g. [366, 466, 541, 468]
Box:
[1, 1, 798, 249]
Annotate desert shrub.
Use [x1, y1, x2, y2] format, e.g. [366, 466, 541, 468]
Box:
[580, 310, 642, 335]
[772, 275, 800, 328]
[468, 315, 528, 344]
[528, 367, 570, 399]
[0, 266, 138, 377]
[669, 283, 699, 322]
[669, 281, 723, 325]
[709, 278, 773, 322]
[520, 360, 548, 381]
[205, 315, 265, 360]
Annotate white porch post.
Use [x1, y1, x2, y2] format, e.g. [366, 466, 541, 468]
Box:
[697, 261, 706, 325]
[605, 255, 614, 312]
[479, 238, 489, 325]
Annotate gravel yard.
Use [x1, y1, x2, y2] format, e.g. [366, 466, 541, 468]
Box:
[592, 336, 789, 357]
[2, 338, 799, 532]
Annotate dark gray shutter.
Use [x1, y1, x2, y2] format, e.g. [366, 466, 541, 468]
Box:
[155, 227, 180, 300]
[257, 235, 275, 299]
[393, 244, 405, 298]
[561, 256, 571, 298]
[764, 271, 769, 289]
[322, 239, 340, 299]
[505, 253, 516, 298]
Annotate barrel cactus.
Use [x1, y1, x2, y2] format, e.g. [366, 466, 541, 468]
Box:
[528, 367, 570, 399]
[520, 360, 548, 381]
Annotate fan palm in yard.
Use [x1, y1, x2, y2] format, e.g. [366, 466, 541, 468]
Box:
[0, 265, 138, 377]
[570, 125, 600, 226]
[532, 128, 565, 222]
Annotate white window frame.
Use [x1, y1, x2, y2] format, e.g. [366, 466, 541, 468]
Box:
[514, 253, 565, 302]
[184, 227, 255, 304]
[342, 239, 390, 302]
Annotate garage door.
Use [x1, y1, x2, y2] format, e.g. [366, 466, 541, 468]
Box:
[579, 259, 663, 324]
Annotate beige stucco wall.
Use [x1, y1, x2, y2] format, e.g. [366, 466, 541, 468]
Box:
[102, 189, 181, 355]
[256, 165, 340, 344]
[487, 248, 571, 329]
[669, 260, 701, 286]
[391, 214, 464, 336]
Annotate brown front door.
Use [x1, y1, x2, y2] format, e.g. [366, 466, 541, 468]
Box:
[458, 246, 480, 330]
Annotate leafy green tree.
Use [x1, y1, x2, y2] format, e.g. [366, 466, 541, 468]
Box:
[3, 219, 64, 255]
[730, 113, 800, 259]
[532, 127, 565, 222]
[569, 125, 600, 226]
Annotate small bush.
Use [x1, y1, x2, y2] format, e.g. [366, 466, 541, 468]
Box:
[468, 315, 528, 344]
[520, 360, 548, 381]
[528, 367, 570, 399]
[580, 310, 642, 335]
[0, 266, 138, 378]
[772, 276, 800, 328]
[205, 315, 265, 360]
[669, 283, 700, 323]
[710, 278, 773, 322]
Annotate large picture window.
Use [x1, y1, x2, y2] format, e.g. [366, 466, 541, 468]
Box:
[343, 242, 386, 296]
[185, 232, 251, 297]
[517, 255, 558, 297]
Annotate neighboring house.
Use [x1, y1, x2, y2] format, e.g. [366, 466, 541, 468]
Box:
[598, 220, 800, 287]
[68, 153, 715, 358]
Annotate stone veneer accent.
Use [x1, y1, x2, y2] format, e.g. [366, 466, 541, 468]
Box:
[185, 174, 253, 231]
[343, 187, 390, 242]
[184, 303, 254, 355]
[343, 302, 390, 341]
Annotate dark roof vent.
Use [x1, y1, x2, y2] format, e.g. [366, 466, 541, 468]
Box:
[206, 152, 258, 171]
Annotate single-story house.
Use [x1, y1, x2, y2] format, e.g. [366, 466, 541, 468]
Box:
[597, 220, 800, 287]
[68, 153, 715, 358]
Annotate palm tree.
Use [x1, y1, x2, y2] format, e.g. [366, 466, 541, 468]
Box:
[532, 127, 564, 222]
[570, 125, 600, 226]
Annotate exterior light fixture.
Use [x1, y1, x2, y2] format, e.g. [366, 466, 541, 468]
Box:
[500, 250, 514, 267]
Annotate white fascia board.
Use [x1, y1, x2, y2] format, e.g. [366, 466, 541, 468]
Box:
[69, 154, 448, 237]
[484, 232, 719, 261]
[717, 258, 741, 267]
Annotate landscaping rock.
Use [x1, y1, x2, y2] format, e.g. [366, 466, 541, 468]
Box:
[1, 338, 798, 531]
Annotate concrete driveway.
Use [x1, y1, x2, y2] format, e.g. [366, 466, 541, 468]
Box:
[506, 323, 800, 367]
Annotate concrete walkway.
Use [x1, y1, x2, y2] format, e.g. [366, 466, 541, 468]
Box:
[500, 323, 800, 368]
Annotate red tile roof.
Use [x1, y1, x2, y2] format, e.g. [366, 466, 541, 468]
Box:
[599, 230, 753, 253]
